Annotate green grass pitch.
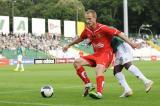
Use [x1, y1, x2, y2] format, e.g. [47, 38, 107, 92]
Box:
[0, 61, 159, 106]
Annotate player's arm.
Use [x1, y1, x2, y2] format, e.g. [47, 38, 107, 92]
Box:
[117, 32, 140, 48]
[63, 28, 87, 52]
[63, 37, 83, 52]
[103, 26, 140, 49]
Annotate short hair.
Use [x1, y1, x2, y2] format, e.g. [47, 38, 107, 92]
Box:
[85, 9, 97, 18]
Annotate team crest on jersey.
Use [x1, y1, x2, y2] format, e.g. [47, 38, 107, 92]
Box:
[91, 34, 102, 39]
[97, 34, 102, 38]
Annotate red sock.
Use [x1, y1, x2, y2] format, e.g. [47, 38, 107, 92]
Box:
[76, 66, 90, 84]
[96, 76, 104, 94]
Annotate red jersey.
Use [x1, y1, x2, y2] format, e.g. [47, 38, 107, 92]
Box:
[80, 23, 121, 53]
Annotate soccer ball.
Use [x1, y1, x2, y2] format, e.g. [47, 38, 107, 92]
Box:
[40, 85, 54, 98]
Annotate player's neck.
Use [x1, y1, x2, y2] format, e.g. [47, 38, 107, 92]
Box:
[90, 22, 97, 30]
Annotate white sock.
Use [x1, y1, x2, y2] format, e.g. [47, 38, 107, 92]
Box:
[16, 64, 20, 70]
[115, 72, 132, 92]
[97, 92, 102, 96]
[128, 65, 149, 84]
[21, 64, 24, 70]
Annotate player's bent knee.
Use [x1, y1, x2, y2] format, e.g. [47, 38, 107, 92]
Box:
[124, 62, 132, 70]
[95, 65, 106, 76]
[113, 65, 122, 75]
[113, 70, 118, 76]
[73, 58, 82, 68]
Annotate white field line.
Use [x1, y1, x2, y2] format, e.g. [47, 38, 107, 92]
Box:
[0, 90, 35, 94]
[0, 100, 87, 106]
[0, 85, 82, 94]
[0, 100, 53, 106]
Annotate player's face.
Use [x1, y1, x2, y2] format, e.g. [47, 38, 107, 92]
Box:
[85, 13, 96, 28]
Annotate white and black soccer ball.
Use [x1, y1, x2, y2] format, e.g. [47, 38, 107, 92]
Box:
[40, 85, 54, 98]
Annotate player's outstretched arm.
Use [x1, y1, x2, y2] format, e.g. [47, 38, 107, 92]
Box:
[62, 38, 83, 52]
[117, 32, 141, 49]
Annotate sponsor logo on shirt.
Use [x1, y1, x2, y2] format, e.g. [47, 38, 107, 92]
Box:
[93, 43, 104, 48]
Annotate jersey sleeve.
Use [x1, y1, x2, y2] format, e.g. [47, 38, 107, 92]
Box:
[102, 25, 121, 37]
[80, 28, 88, 40]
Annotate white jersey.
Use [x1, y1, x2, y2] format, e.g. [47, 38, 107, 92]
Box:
[17, 46, 24, 62]
[114, 42, 133, 66]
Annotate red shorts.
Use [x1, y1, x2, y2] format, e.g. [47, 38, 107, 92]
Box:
[81, 51, 113, 68]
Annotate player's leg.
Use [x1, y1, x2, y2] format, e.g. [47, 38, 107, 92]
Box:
[124, 62, 153, 93]
[73, 57, 95, 97]
[73, 57, 92, 84]
[14, 56, 20, 71]
[14, 62, 19, 71]
[114, 65, 133, 97]
[89, 64, 106, 99]
[19, 55, 24, 72]
[89, 52, 113, 99]
[113, 45, 133, 97]
[20, 61, 24, 72]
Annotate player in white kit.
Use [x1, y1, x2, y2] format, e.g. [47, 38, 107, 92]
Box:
[14, 42, 25, 72]
[111, 37, 153, 97]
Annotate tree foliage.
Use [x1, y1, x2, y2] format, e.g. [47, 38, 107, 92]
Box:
[0, 0, 160, 34]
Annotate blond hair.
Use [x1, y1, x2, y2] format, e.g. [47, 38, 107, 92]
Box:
[85, 9, 97, 18]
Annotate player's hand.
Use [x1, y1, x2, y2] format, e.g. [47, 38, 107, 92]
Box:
[62, 45, 70, 52]
[131, 43, 141, 49]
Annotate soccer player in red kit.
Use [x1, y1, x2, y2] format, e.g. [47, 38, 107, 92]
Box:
[63, 9, 139, 99]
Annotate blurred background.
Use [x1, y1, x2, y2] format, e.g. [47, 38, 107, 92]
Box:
[0, 0, 160, 64]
